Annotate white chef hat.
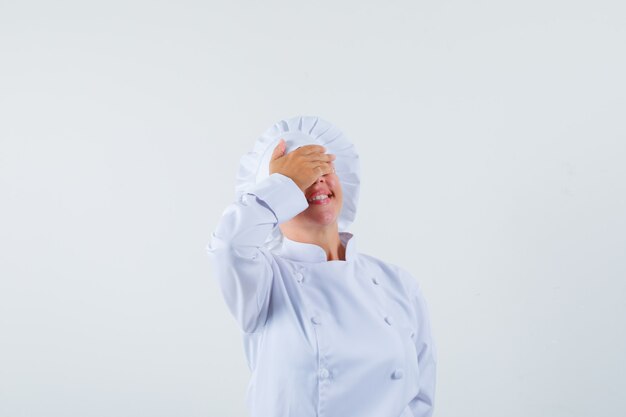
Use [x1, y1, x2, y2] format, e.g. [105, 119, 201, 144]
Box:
[235, 115, 361, 249]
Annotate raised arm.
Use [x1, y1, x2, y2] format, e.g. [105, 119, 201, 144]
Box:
[205, 140, 335, 334]
[205, 173, 309, 333]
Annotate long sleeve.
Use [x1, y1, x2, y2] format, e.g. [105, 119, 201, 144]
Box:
[407, 280, 438, 417]
[205, 173, 309, 334]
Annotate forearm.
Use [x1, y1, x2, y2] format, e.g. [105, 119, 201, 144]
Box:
[205, 172, 309, 333]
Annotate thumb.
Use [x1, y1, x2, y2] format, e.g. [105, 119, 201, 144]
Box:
[271, 139, 285, 160]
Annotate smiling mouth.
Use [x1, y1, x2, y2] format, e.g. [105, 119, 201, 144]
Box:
[307, 193, 334, 205]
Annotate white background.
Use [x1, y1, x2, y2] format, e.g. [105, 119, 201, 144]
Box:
[1, 1, 625, 416]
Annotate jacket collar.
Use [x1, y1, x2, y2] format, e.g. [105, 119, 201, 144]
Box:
[273, 231, 357, 263]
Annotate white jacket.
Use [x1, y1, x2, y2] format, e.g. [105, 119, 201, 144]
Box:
[206, 172, 437, 417]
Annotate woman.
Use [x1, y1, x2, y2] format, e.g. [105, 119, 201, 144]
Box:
[206, 115, 437, 417]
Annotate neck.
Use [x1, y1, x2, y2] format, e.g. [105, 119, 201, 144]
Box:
[280, 223, 346, 261]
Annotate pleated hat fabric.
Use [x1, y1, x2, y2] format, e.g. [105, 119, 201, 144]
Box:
[236, 115, 360, 248]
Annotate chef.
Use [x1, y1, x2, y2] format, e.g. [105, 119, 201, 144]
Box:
[206, 115, 437, 417]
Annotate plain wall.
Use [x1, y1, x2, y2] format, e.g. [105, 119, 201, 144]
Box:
[1, 1, 625, 416]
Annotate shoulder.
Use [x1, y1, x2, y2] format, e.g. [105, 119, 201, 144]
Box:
[358, 252, 421, 296]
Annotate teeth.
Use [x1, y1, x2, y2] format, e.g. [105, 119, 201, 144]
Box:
[309, 194, 329, 202]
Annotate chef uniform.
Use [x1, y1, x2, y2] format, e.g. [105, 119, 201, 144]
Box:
[206, 116, 437, 417]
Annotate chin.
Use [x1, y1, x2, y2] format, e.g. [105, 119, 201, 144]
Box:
[310, 213, 340, 226]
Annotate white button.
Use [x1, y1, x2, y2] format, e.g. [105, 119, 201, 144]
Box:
[311, 316, 321, 325]
[319, 368, 330, 379]
[240, 194, 250, 206]
[295, 272, 304, 283]
[371, 277, 379, 285]
[384, 316, 393, 326]
[392, 368, 404, 379]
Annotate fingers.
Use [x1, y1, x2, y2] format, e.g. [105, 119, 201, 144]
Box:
[322, 162, 335, 175]
[289, 144, 336, 178]
[309, 161, 335, 176]
[293, 145, 337, 164]
[306, 153, 335, 163]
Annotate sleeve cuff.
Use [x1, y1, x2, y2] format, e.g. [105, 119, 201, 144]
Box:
[246, 173, 309, 224]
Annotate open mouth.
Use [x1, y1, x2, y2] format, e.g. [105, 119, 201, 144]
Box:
[307, 192, 334, 205]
